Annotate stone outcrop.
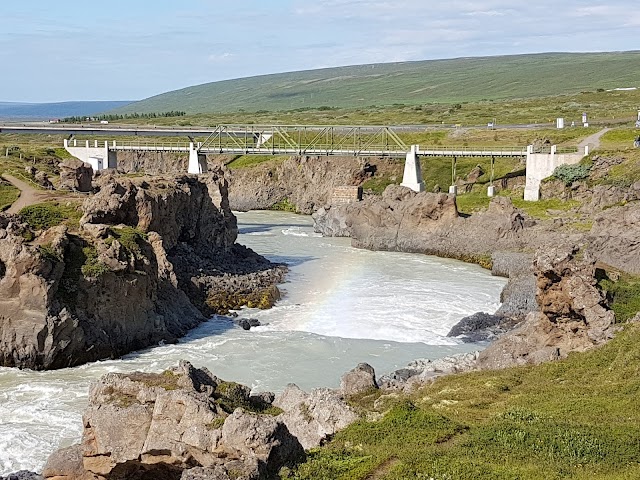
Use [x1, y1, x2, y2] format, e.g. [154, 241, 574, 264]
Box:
[313, 186, 562, 263]
[478, 246, 616, 369]
[586, 202, 640, 275]
[339, 363, 378, 396]
[273, 384, 359, 450]
[43, 361, 303, 480]
[378, 352, 479, 392]
[59, 159, 93, 192]
[227, 156, 376, 214]
[0, 172, 285, 369]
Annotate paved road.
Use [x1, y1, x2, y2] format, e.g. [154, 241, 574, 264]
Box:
[578, 128, 611, 150]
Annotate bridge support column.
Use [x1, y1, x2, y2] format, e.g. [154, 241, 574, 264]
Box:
[188, 142, 208, 174]
[400, 145, 425, 192]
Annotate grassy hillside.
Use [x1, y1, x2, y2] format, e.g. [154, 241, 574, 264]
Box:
[283, 324, 640, 480]
[110, 52, 640, 115]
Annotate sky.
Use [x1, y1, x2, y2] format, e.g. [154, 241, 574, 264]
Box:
[1, 0, 639, 103]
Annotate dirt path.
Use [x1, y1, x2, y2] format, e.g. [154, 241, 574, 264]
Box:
[578, 128, 611, 151]
[1, 173, 56, 214]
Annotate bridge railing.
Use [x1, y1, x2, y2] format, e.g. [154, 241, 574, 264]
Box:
[418, 146, 528, 156]
[110, 140, 191, 151]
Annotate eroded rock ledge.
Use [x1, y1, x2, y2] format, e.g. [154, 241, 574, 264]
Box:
[41, 360, 368, 480]
[0, 172, 286, 370]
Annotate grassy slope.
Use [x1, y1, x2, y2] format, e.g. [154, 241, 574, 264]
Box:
[109, 52, 640, 115]
[284, 324, 640, 480]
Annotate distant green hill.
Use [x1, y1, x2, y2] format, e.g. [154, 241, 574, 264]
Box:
[109, 52, 640, 115]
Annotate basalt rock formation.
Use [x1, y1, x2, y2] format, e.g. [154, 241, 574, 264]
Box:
[477, 246, 616, 369]
[0, 171, 285, 370]
[43, 361, 305, 480]
[227, 155, 376, 214]
[42, 361, 370, 480]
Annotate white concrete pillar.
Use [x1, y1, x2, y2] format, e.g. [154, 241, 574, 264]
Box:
[73, 139, 77, 147]
[584, 145, 590, 156]
[188, 142, 208, 174]
[527, 145, 533, 154]
[94, 140, 98, 148]
[400, 145, 425, 192]
[448, 185, 458, 195]
[487, 186, 495, 197]
[551, 145, 557, 155]
[85, 140, 89, 148]
[64, 139, 68, 148]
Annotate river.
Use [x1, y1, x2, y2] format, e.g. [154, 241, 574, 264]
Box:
[0, 211, 506, 475]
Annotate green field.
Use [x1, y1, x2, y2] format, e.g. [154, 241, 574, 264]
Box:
[283, 324, 640, 480]
[108, 52, 640, 116]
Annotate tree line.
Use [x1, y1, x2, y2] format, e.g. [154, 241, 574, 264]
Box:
[61, 111, 187, 122]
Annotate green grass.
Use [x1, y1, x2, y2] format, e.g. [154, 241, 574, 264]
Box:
[284, 324, 640, 480]
[0, 181, 19, 211]
[108, 52, 640, 115]
[598, 274, 640, 322]
[18, 202, 82, 230]
[226, 154, 288, 169]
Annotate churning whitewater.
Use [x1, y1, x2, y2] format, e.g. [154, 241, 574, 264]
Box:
[0, 211, 506, 475]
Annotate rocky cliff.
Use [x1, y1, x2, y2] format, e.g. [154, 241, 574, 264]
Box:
[41, 360, 369, 480]
[0, 171, 285, 370]
[227, 155, 376, 214]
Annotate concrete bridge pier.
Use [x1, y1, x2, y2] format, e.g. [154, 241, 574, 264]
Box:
[400, 145, 425, 192]
[188, 143, 208, 174]
[524, 145, 587, 201]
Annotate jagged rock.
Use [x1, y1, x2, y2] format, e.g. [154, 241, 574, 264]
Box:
[59, 158, 93, 192]
[340, 363, 378, 395]
[228, 155, 374, 214]
[34, 171, 54, 190]
[0, 174, 285, 370]
[0, 472, 44, 480]
[465, 164, 485, 184]
[273, 384, 359, 450]
[42, 445, 94, 480]
[447, 312, 511, 342]
[44, 362, 302, 480]
[587, 202, 640, 275]
[378, 353, 479, 391]
[478, 246, 616, 369]
[313, 186, 559, 264]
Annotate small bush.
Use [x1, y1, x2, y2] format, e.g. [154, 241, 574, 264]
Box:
[552, 163, 591, 186]
[80, 246, 110, 278]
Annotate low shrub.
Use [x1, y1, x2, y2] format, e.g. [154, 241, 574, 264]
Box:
[552, 163, 591, 186]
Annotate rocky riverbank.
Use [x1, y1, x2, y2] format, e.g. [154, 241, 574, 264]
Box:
[0, 171, 286, 370]
[313, 184, 639, 364]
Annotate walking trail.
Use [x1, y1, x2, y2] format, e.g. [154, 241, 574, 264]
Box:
[1, 173, 58, 214]
[578, 128, 611, 151]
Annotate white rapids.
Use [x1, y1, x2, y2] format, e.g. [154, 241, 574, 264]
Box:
[0, 210, 506, 475]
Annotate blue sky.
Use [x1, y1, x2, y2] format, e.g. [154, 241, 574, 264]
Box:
[1, 0, 638, 102]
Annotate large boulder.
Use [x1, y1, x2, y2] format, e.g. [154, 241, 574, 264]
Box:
[340, 363, 378, 396]
[59, 158, 93, 192]
[273, 384, 359, 450]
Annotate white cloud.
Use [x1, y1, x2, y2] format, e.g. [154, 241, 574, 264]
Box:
[207, 53, 235, 63]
